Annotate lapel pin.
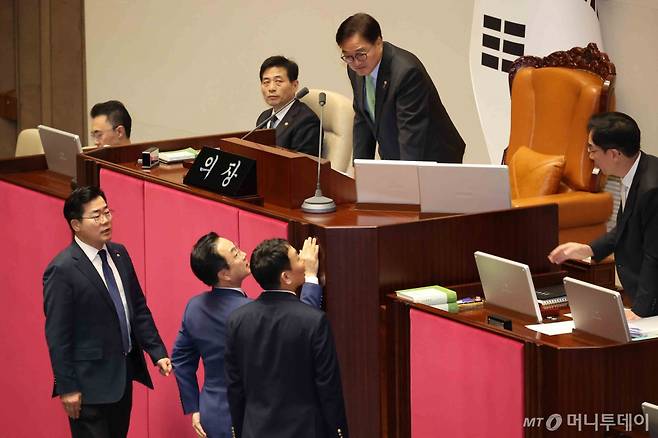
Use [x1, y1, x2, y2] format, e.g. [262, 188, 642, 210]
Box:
[284, 122, 289, 126]
[383, 80, 388, 89]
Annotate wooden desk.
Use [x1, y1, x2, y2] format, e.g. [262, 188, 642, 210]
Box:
[388, 297, 658, 437]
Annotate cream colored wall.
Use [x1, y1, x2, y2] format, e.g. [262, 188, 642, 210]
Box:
[599, 0, 658, 157]
[84, 0, 489, 162]
[85, 1, 658, 163]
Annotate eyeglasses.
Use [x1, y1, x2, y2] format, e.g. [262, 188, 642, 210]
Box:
[90, 128, 117, 140]
[340, 46, 374, 64]
[81, 209, 113, 224]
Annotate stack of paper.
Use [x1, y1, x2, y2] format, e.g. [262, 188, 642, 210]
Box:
[628, 316, 658, 339]
[159, 148, 198, 163]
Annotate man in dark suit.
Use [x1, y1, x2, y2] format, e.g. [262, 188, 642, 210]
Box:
[225, 238, 348, 438]
[256, 56, 320, 155]
[336, 13, 465, 162]
[549, 112, 658, 317]
[43, 186, 171, 437]
[171, 233, 322, 438]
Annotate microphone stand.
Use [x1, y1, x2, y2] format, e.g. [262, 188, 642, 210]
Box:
[302, 92, 336, 214]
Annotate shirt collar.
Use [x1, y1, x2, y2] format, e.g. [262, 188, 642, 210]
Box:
[75, 236, 108, 262]
[622, 153, 641, 189]
[369, 59, 382, 84]
[265, 289, 297, 296]
[213, 286, 246, 296]
[272, 100, 294, 123]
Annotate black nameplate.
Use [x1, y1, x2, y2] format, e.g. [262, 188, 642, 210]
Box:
[183, 147, 257, 197]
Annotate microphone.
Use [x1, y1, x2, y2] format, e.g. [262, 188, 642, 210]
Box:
[301, 91, 336, 214]
[241, 87, 310, 141]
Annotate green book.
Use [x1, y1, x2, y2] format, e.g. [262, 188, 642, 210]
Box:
[396, 285, 457, 305]
[430, 302, 459, 313]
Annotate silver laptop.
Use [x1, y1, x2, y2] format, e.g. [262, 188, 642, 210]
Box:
[642, 402, 658, 438]
[563, 277, 631, 343]
[38, 125, 82, 178]
[474, 251, 543, 323]
[418, 164, 511, 214]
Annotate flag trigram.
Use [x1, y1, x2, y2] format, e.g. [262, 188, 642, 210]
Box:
[480, 14, 525, 73]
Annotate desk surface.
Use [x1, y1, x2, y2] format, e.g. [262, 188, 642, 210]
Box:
[401, 297, 649, 349]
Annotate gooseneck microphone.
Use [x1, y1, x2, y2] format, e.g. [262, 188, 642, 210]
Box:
[241, 87, 310, 141]
[301, 91, 336, 214]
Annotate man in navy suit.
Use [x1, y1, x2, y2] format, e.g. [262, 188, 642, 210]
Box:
[256, 56, 320, 155]
[171, 233, 321, 438]
[549, 112, 658, 317]
[43, 186, 171, 438]
[225, 238, 348, 438]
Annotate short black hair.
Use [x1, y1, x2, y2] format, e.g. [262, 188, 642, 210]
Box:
[588, 112, 641, 157]
[336, 13, 382, 46]
[190, 232, 229, 287]
[90, 100, 132, 138]
[250, 238, 291, 290]
[63, 186, 107, 230]
[259, 56, 299, 82]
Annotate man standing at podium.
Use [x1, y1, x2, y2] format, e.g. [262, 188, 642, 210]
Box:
[256, 56, 320, 155]
[172, 233, 322, 438]
[549, 112, 658, 318]
[336, 13, 465, 162]
[225, 238, 348, 438]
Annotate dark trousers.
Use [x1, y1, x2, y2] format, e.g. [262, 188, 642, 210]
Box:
[68, 358, 134, 438]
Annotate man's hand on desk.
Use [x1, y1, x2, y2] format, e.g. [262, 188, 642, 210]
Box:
[625, 308, 640, 321]
[548, 242, 594, 264]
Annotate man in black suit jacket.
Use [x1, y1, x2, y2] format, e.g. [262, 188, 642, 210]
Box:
[336, 13, 465, 162]
[549, 112, 658, 317]
[43, 186, 171, 437]
[225, 238, 348, 438]
[256, 56, 320, 156]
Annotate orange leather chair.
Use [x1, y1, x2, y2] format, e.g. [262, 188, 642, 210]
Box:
[505, 44, 615, 244]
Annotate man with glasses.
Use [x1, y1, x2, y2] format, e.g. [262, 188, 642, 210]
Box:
[336, 13, 464, 163]
[549, 112, 658, 318]
[43, 186, 171, 437]
[90, 100, 132, 147]
[256, 56, 320, 155]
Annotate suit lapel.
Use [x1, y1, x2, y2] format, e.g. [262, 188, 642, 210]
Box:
[616, 152, 645, 239]
[276, 100, 298, 135]
[72, 242, 116, 313]
[374, 42, 392, 134]
[353, 73, 375, 131]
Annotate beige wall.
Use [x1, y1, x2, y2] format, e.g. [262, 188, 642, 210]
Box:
[84, 1, 657, 161]
[599, 0, 658, 157]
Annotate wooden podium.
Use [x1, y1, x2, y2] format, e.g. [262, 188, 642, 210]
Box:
[1, 131, 563, 438]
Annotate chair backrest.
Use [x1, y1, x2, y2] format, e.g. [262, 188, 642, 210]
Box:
[15, 128, 44, 157]
[301, 89, 354, 173]
[505, 43, 615, 193]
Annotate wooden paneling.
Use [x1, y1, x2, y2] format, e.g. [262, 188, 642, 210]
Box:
[10, 0, 86, 148]
[0, 1, 17, 157]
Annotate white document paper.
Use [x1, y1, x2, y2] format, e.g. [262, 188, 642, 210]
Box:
[354, 159, 435, 204]
[525, 321, 575, 336]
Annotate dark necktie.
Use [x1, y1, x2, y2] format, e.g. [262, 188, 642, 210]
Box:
[98, 249, 131, 353]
